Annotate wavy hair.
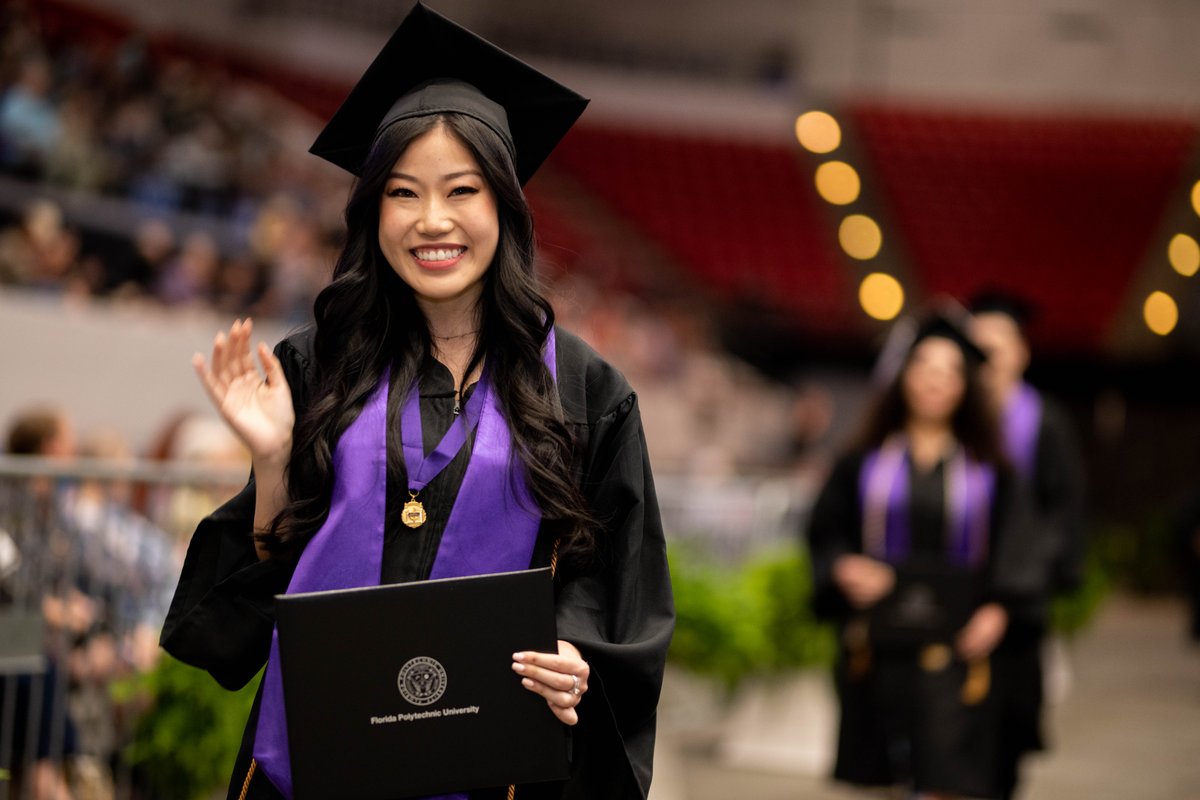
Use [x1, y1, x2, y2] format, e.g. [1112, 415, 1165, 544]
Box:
[851, 337, 1005, 466]
[263, 113, 596, 571]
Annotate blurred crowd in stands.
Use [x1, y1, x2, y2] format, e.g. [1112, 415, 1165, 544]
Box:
[0, 3, 819, 481]
[0, 4, 345, 322]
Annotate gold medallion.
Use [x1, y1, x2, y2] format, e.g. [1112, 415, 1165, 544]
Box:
[402, 492, 427, 528]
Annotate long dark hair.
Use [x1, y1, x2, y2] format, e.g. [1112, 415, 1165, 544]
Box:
[263, 113, 596, 569]
[851, 336, 1005, 466]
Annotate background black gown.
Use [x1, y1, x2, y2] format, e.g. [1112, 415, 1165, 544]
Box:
[159, 326, 675, 800]
[808, 450, 1030, 800]
[993, 395, 1087, 799]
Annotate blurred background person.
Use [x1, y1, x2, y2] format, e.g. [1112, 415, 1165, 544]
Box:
[968, 293, 1087, 800]
[3, 407, 81, 800]
[808, 313, 1032, 800]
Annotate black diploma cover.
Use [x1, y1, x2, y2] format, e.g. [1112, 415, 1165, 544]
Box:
[275, 568, 569, 799]
[867, 562, 978, 648]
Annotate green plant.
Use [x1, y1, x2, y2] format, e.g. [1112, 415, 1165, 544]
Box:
[1093, 515, 1181, 594]
[1049, 550, 1110, 636]
[667, 544, 835, 693]
[113, 657, 259, 799]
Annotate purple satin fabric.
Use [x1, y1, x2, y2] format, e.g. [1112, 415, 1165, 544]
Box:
[253, 331, 557, 799]
[1002, 382, 1043, 477]
[859, 436, 994, 568]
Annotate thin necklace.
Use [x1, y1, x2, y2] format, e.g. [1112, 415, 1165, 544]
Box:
[431, 329, 480, 341]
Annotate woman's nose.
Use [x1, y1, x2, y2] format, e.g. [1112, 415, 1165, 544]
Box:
[416, 198, 454, 235]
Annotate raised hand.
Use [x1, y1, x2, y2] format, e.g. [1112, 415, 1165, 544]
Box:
[192, 318, 295, 467]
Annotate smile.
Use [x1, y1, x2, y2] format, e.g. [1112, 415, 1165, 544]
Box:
[411, 247, 466, 264]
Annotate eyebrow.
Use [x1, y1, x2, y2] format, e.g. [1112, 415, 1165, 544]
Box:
[388, 169, 483, 182]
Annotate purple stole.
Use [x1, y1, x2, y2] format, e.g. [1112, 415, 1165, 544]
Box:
[253, 332, 558, 799]
[1002, 382, 1043, 478]
[859, 435, 994, 568]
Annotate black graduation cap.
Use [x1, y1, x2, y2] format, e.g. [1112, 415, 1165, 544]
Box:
[968, 289, 1036, 331]
[309, 2, 589, 185]
[911, 311, 988, 365]
[871, 308, 985, 386]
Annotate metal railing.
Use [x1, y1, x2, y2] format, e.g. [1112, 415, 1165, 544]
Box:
[0, 454, 809, 798]
[0, 455, 246, 800]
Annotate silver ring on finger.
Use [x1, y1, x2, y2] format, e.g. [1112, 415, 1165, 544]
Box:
[571, 674, 581, 696]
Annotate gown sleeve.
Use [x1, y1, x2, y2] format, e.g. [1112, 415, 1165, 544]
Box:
[553, 389, 674, 800]
[158, 335, 311, 690]
[806, 453, 865, 622]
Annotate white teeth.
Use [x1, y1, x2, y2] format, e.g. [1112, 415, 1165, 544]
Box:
[413, 247, 465, 261]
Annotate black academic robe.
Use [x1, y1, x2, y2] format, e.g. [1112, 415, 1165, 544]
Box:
[998, 396, 1088, 618]
[159, 326, 674, 800]
[808, 450, 1028, 800]
[992, 395, 1087, 798]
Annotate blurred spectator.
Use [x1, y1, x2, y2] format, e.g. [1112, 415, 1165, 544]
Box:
[146, 414, 250, 543]
[103, 217, 175, 297]
[159, 118, 235, 214]
[154, 230, 220, 307]
[44, 87, 109, 191]
[3, 406, 81, 800]
[0, 199, 67, 285]
[0, 55, 61, 178]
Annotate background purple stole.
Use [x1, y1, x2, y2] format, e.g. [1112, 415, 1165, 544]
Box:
[859, 435, 994, 568]
[253, 332, 558, 798]
[1002, 382, 1043, 478]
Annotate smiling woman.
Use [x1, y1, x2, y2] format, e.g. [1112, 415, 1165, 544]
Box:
[159, 4, 674, 800]
[377, 122, 499, 315]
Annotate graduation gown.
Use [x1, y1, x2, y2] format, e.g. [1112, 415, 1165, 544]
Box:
[160, 326, 674, 800]
[992, 393, 1087, 797]
[809, 449, 1026, 799]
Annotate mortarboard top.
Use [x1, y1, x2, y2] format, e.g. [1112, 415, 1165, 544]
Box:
[309, 2, 589, 185]
[968, 289, 1036, 331]
[911, 312, 988, 365]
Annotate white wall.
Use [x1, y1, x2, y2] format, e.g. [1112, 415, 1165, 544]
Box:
[0, 289, 292, 452]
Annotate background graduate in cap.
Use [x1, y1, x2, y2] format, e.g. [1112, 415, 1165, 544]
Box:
[160, 4, 674, 798]
[968, 291, 1087, 800]
[807, 307, 1033, 800]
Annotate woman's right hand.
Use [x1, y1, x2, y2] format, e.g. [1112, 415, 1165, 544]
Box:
[193, 318, 295, 466]
[832, 554, 896, 609]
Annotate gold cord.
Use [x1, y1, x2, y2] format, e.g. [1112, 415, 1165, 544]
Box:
[237, 758, 257, 800]
[507, 539, 562, 800]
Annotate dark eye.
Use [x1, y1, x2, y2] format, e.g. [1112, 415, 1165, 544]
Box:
[449, 186, 479, 197]
[386, 186, 417, 199]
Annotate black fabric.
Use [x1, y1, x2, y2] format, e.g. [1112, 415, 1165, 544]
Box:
[990, 393, 1087, 797]
[160, 326, 673, 800]
[807, 449, 1027, 798]
[380, 356, 477, 585]
[309, 3, 589, 184]
[908, 461, 948, 558]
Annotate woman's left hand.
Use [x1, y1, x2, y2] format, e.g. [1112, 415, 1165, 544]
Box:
[513, 640, 590, 726]
[956, 602, 1008, 661]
